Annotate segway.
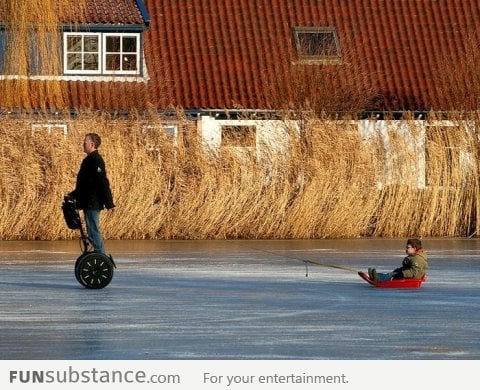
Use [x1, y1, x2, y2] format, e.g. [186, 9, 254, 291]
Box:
[62, 196, 116, 289]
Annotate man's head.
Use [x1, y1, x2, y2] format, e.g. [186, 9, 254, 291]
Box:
[83, 133, 101, 154]
[406, 238, 422, 255]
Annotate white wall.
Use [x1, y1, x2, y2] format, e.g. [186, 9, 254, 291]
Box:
[199, 115, 299, 155]
[198, 115, 475, 189]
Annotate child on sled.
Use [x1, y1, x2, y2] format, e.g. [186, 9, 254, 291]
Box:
[368, 238, 428, 282]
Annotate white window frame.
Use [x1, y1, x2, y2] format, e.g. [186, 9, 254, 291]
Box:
[63, 32, 141, 76]
[64, 32, 101, 75]
[31, 123, 68, 137]
[102, 33, 141, 75]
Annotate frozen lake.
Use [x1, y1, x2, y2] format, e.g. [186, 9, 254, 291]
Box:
[0, 238, 479, 359]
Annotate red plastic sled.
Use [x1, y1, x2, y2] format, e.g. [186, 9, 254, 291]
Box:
[358, 271, 426, 288]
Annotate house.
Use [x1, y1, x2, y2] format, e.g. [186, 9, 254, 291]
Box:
[1, 0, 480, 183]
[1, 0, 479, 106]
[140, 0, 480, 191]
[145, 0, 480, 112]
[1, 0, 479, 110]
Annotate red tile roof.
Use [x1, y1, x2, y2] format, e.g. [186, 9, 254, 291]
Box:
[2, 0, 480, 112]
[0, 0, 145, 25]
[72, 0, 145, 25]
[142, 0, 480, 111]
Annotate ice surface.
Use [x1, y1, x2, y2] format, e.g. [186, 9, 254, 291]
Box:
[0, 238, 479, 359]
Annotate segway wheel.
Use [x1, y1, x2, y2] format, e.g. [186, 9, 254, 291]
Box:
[75, 252, 115, 289]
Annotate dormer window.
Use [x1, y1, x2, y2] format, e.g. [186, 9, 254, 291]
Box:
[64, 32, 141, 75]
[293, 27, 341, 63]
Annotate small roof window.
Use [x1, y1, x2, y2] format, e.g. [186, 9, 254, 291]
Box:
[293, 27, 341, 63]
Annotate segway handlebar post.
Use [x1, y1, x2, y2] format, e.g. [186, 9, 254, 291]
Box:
[62, 195, 93, 254]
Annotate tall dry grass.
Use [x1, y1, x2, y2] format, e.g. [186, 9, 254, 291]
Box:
[265, 42, 376, 115]
[0, 0, 87, 108]
[0, 111, 478, 240]
[0, 1, 479, 240]
[433, 35, 480, 111]
[372, 113, 479, 237]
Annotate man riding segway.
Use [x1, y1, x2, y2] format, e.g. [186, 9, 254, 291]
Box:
[63, 133, 116, 289]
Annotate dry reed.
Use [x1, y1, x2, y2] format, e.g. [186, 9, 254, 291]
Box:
[0, 111, 478, 240]
[0, 0, 87, 108]
[1, 1, 479, 240]
[265, 43, 376, 115]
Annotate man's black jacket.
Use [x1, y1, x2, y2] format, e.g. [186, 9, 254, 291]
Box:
[71, 150, 114, 210]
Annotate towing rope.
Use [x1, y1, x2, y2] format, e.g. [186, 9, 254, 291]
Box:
[247, 246, 359, 277]
[302, 259, 358, 277]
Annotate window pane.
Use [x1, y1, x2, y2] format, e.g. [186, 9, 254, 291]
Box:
[106, 36, 121, 53]
[299, 32, 337, 56]
[67, 36, 82, 52]
[295, 29, 340, 59]
[67, 54, 82, 70]
[122, 54, 137, 71]
[106, 54, 121, 70]
[67, 53, 82, 70]
[84, 53, 99, 70]
[84, 36, 98, 52]
[123, 36, 137, 52]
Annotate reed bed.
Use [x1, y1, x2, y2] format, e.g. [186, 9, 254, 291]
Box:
[0, 111, 478, 240]
[1, 0, 479, 240]
[0, 0, 87, 109]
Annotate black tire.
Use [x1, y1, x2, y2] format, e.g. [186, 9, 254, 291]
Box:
[74, 252, 115, 289]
